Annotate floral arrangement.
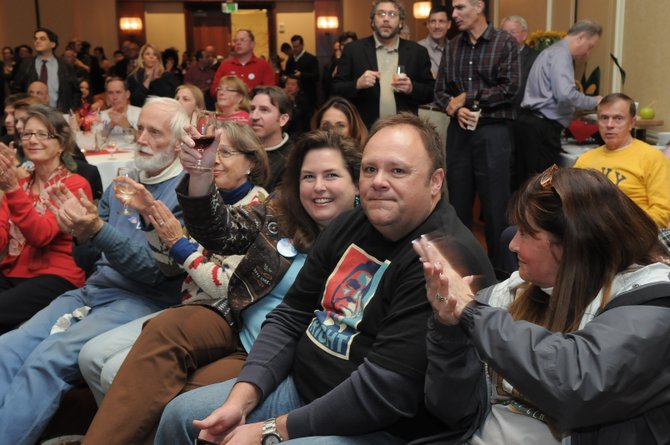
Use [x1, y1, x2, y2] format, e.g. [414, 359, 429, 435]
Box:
[75, 101, 100, 132]
[526, 30, 566, 51]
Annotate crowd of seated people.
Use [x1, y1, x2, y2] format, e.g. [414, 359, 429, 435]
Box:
[0, 1, 669, 444]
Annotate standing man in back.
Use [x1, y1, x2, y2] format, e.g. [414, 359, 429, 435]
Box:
[283, 35, 319, 110]
[12, 28, 80, 113]
[332, 0, 434, 129]
[210, 30, 275, 97]
[417, 5, 452, 147]
[418, 6, 451, 79]
[517, 20, 602, 185]
[500, 15, 539, 190]
[435, 0, 519, 272]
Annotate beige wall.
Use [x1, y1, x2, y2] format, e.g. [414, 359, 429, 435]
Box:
[343, 0, 372, 39]
[552, 0, 575, 31]
[623, 1, 670, 130]
[575, 0, 617, 104]
[235, 10, 274, 59]
[144, 3, 187, 56]
[497, 0, 547, 32]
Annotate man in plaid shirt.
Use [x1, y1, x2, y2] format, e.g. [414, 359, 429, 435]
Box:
[435, 0, 519, 273]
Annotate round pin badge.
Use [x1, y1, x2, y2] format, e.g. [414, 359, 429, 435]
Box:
[248, 73, 256, 80]
[277, 237, 297, 258]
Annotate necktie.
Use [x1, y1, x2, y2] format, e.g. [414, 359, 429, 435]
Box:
[40, 60, 48, 83]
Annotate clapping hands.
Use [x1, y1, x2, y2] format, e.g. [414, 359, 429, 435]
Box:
[412, 234, 477, 325]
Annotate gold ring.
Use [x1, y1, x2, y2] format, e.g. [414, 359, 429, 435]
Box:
[158, 220, 165, 227]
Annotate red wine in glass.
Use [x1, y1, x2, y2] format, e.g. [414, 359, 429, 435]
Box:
[193, 135, 215, 149]
[193, 114, 215, 170]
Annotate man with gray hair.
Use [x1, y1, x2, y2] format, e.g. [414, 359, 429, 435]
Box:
[0, 97, 187, 445]
[516, 19, 603, 186]
[500, 15, 538, 190]
[500, 15, 538, 115]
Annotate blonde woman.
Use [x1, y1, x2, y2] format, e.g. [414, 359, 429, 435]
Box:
[214, 75, 250, 125]
[175, 84, 205, 126]
[127, 43, 179, 106]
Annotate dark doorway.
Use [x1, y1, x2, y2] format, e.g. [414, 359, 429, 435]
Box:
[185, 4, 233, 58]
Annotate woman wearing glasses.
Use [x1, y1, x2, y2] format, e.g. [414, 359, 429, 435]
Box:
[414, 166, 670, 444]
[215, 75, 251, 125]
[0, 106, 92, 333]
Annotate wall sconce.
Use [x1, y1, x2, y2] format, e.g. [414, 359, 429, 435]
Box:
[413, 1, 431, 19]
[119, 17, 143, 31]
[317, 16, 339, 30]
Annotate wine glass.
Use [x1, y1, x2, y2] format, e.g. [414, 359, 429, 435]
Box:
[392, 65, 407, 92]
[94, 128, 106, 152]
[122, 128, 136, 149]
[106, 141, 118, 159]
[192, 112, 216, 171]
[116, 167, 139, 215]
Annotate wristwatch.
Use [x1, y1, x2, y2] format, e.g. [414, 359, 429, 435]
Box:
[261, 417, 284, 445]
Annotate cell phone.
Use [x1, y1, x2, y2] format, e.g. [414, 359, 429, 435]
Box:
[193, 439, 218, 445]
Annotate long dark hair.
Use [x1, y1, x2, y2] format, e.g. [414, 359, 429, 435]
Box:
[276, 130, 361, 252]
[312, 96, 367, 147]
[508, 167, 667, 332]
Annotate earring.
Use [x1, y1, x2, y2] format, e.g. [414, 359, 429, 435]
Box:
[246, 170, 251, 175]
[354, 194, 360, 207]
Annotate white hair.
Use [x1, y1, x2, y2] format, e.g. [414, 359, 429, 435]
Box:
[500, 15, 528, 32]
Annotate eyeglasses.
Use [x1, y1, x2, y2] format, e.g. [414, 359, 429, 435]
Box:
[216, 87, 240, 93]
[539, 164, 559, 189]
[375, 10, 399, 18]
[21, 131, 55, 141]
[217, 148, 244, 158]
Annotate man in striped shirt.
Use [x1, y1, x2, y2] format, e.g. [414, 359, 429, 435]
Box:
[435, 0, 519, 273]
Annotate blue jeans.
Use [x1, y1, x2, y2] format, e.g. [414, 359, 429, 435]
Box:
[0, 284, 167, 445]
[156, 376, 406, 445]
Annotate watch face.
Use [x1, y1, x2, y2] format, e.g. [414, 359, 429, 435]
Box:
[262, 433, 282, 445]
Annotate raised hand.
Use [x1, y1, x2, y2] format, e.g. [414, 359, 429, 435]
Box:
[356, 70, 380, 90]
[179, 124, 221, 175]
[114, 175, 154, 214]
[0, 153, 20, 192]
[147, 200, 184, 248]
[47, 184, 102, 240]
[412, 234, 476, 325]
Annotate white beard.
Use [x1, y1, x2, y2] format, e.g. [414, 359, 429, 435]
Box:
[134, 144, 176, 174]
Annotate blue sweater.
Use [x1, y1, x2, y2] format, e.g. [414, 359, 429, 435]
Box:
[85, 168, 185, 306]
